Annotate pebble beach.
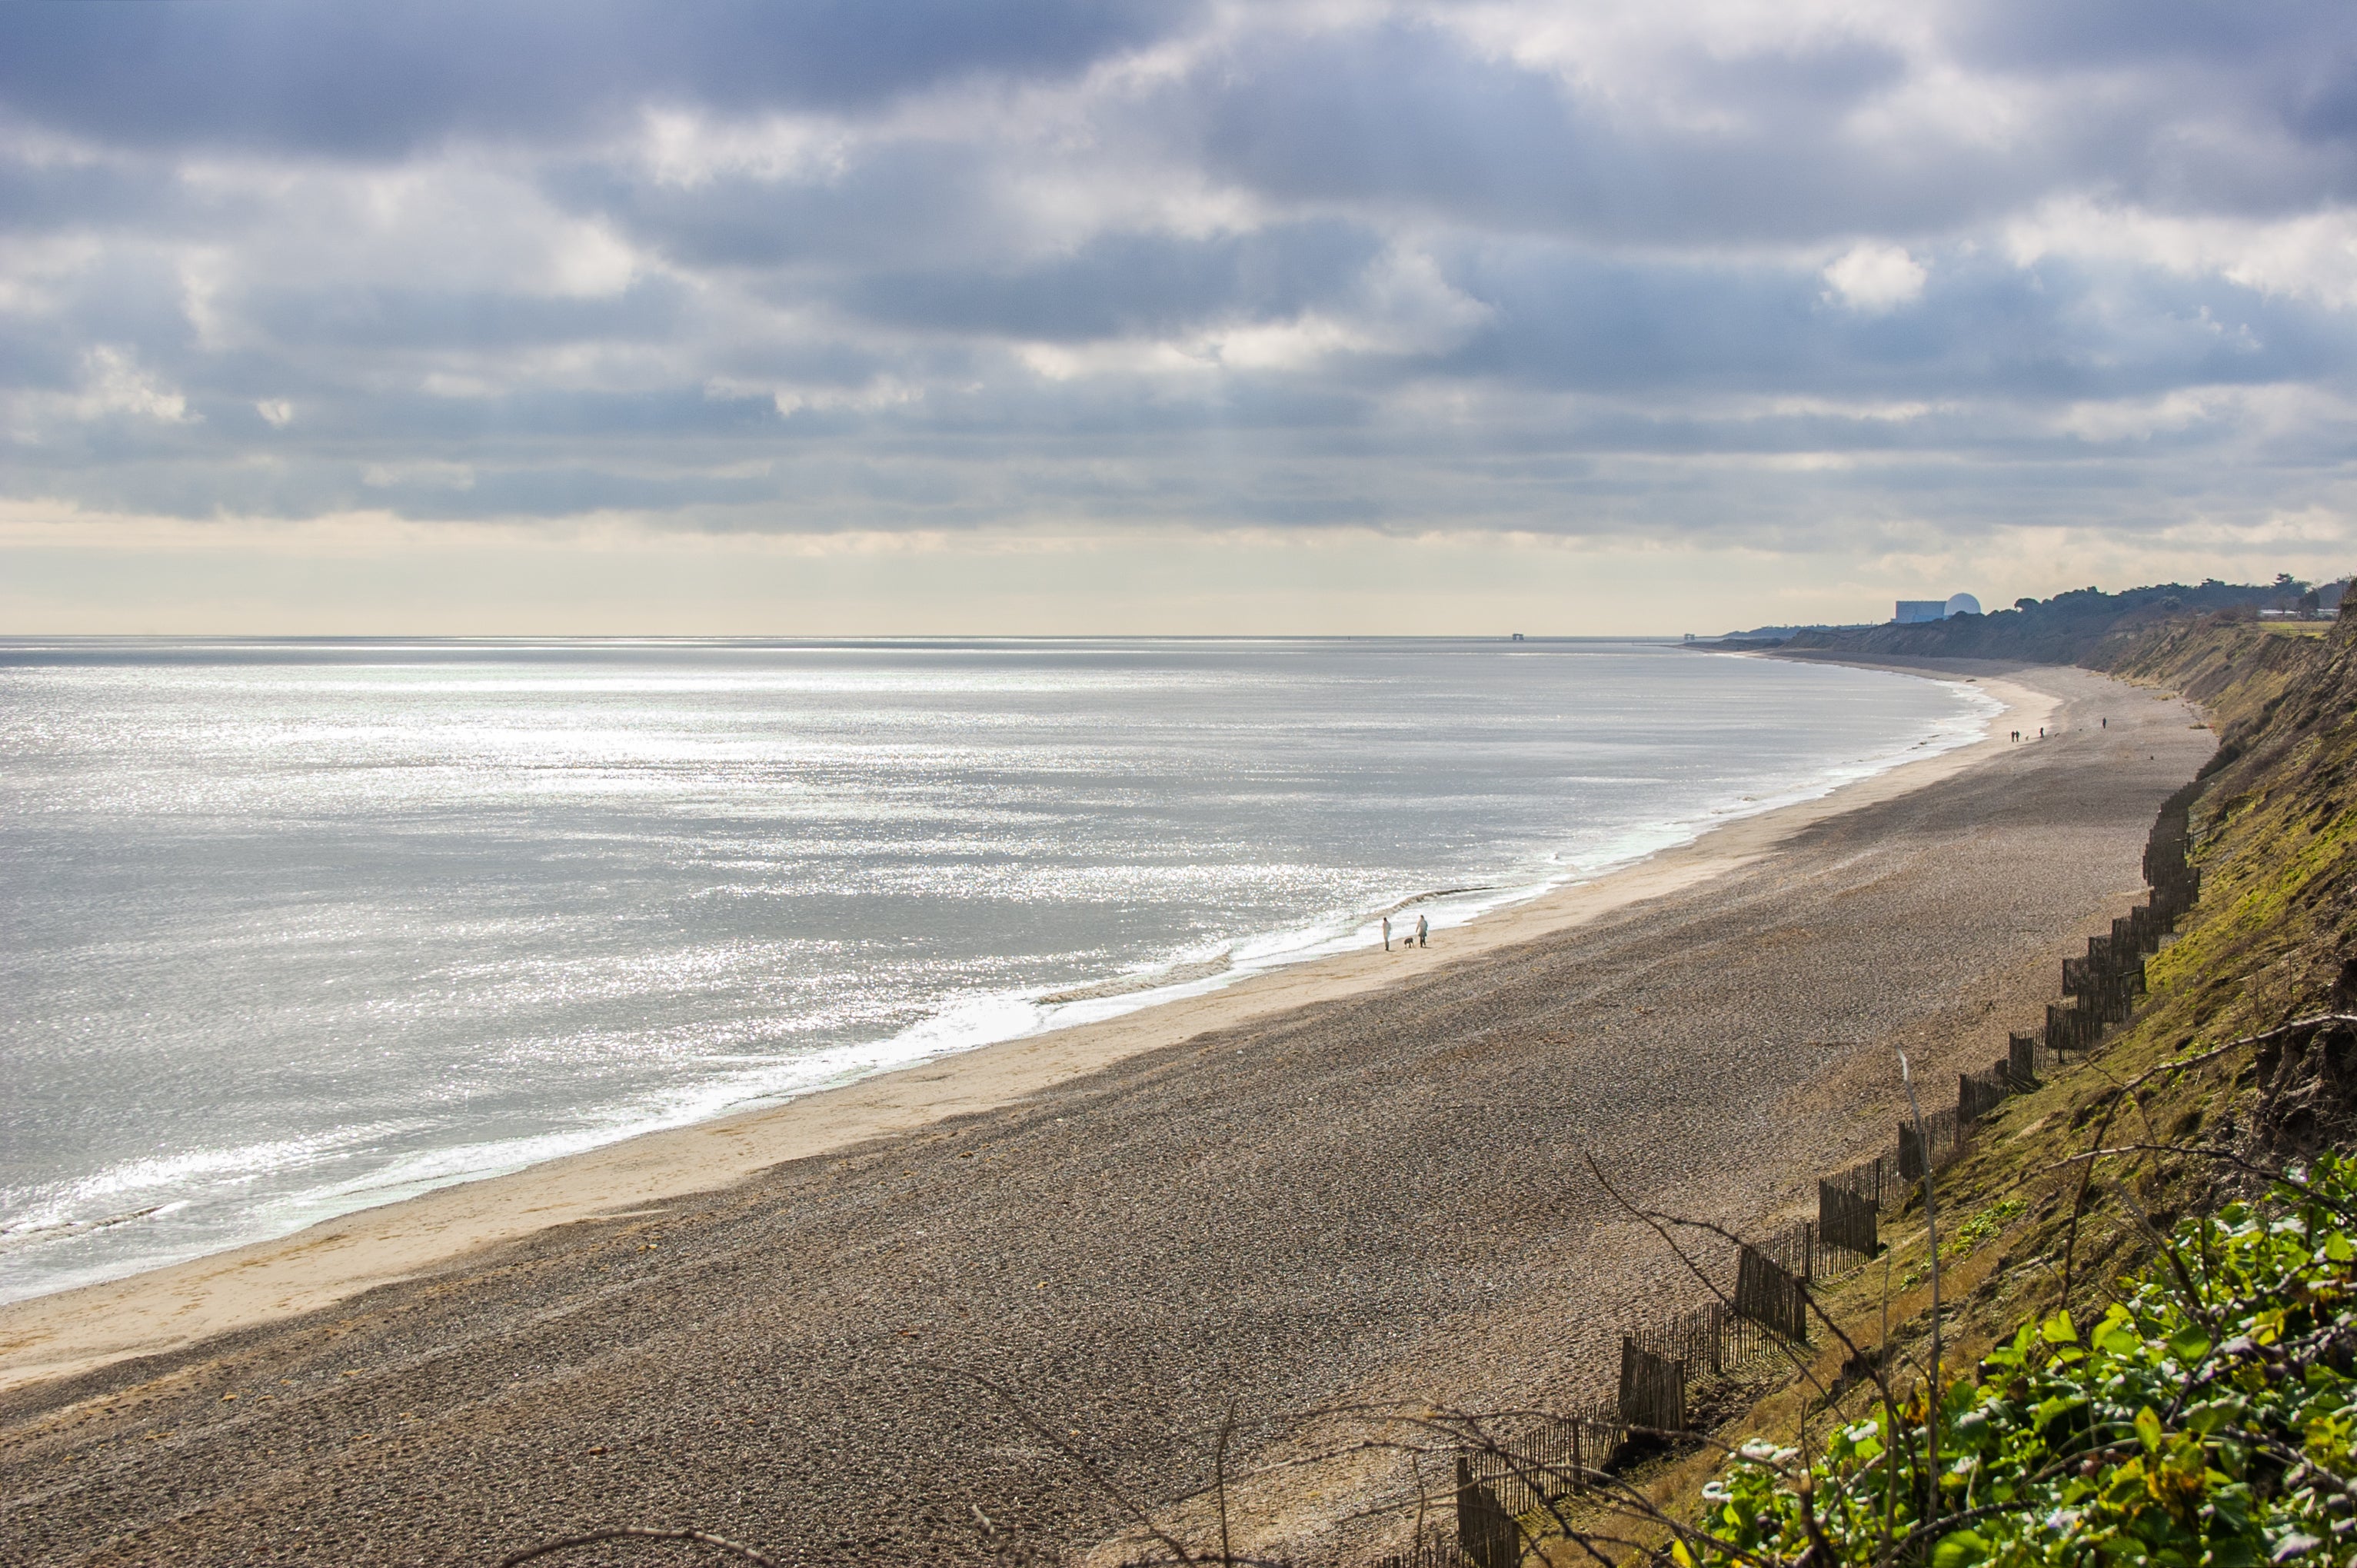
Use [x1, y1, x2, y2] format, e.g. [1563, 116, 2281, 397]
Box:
[0, 659, 2211, 1566]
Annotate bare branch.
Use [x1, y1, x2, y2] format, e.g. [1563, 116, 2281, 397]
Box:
[497, 1526, 781, 1568]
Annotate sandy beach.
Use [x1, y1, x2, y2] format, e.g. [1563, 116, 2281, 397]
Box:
[0, 658, 2209, 1566]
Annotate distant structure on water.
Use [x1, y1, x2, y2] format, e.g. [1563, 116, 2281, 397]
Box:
[1894, 592, 1982, 624]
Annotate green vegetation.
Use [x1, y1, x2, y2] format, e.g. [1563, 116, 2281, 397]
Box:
[1943, 1200, 2026, 1261]
[1780, 582, 2335, 665]
[1686, 1158, 2357, 1568]
[1643, 606, 2357, 1568]
[2130, 615, 2357, 1040]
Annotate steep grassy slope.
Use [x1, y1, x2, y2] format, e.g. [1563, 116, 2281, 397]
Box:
[2127, 614, 2357, 1036]
[1611, 614, 2357, 1568]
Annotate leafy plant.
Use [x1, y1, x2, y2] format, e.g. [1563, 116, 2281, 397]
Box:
[1944, 1199, 2026, 1260]
[1683, 1158, 2357, 1568]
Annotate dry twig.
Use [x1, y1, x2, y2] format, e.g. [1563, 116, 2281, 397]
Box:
[498, 1526, 781, 1567]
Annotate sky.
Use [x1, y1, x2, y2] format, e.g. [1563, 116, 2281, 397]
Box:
[3, 0, 2355, 634]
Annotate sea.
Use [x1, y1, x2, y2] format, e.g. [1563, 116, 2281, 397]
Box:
[0, 638, 1996, 1303]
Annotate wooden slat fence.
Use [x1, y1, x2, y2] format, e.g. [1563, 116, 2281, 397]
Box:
[1619, 1338, 1686, 1433]
[1824, 1150, 1896, 1210]
[1818, 1180, 1876, 1263]
[1363, 1531, 1471, 1568]
[2007, 1031, 2039, 1087]
[1453, 1457, 1520, 1568]
[1896, 1104, 1962, 1181]
[1353, 786, 2207, 1566]
[1733, 1247, 1808, 1340]
[2146, 777, 2202, 921]
[1750, 1220, 1814, 1284]
[1958, 1067, 2011, 1124]
[1460, 1408, 1628, 1519]
[2046, 999, 2099, 1054]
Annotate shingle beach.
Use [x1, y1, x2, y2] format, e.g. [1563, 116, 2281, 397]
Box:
[0, 661, 2211, 1566]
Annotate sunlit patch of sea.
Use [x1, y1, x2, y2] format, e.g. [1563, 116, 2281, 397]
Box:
[0, 637, 1995, 1300]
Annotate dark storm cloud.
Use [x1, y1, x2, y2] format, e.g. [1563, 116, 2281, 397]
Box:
[552, 145, 1015, 271]
[239, 278, 691, 351]
[1179, 25, 1976, 245]
[1, 0, 2355, 551]
[1170, 15, 2357, 241]
[841, 223, 1382, 341]
[0, 0, 1192, 156]
[0, 252, 203, 389]
[1955, 0, 2348, 73]
[0, 159, 188, 235]
[372, 465, 783, 520]
[1949, 0, 2357, 215]
[1432, 245, 2357, 400]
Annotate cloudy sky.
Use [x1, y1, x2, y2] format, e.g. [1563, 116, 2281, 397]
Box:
[3, 0, 2354, 633]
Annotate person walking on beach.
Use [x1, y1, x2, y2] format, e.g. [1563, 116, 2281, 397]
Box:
[1416, 914, 1428, 947]
[1381, 915, 1391, 951]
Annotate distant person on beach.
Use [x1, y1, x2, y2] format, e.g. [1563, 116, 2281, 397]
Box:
[1416, 915, 1428, 947]
[1381, 916, 1391, 951]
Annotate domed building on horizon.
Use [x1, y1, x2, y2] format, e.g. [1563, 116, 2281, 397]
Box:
[1894, 592, 1982, 624]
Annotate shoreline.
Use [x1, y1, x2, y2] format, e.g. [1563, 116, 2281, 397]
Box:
[0, 667, 2055, 1393]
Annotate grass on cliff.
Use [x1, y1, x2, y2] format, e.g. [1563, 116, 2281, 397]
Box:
[1685, 1157, 2357, 1568]
[1540, 611, 2357, 1567]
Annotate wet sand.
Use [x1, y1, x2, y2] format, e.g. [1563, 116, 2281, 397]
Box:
[0, 661, 2206, 1566]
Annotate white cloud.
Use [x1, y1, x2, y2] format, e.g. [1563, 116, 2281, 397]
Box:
[361, 459, 476, 490]
[633, 108, 853, 188]
[2006, 198, 2357, 308]
[2053, 389, 2220, 443]
[76, 346, 194, 423]
[3, 0, 2356, 614]
[1821, 242, 1926, 311]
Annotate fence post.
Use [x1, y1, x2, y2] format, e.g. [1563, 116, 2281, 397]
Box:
[1619, 1337, 1686, 1433]
[1819, 1178, 1878, 1260]
[1898, 1120, 1926, 1181]
[1456, 1456, 1519, 1568]
[1735, 1246, 1807, 1340]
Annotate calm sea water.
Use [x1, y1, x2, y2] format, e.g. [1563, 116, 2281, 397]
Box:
[0, 638, 1993, 1301]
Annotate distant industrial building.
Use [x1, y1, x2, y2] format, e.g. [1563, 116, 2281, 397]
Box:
[1895, 593, 1982, 624]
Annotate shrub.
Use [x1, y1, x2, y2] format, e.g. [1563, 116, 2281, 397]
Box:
[1685, 1157, 2357, 1568]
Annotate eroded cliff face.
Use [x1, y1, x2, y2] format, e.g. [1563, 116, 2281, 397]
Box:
[2096, 617, 2330, 733]
[1789, 601, 2357, 1037]
[2123, 614, 2357, 1044]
